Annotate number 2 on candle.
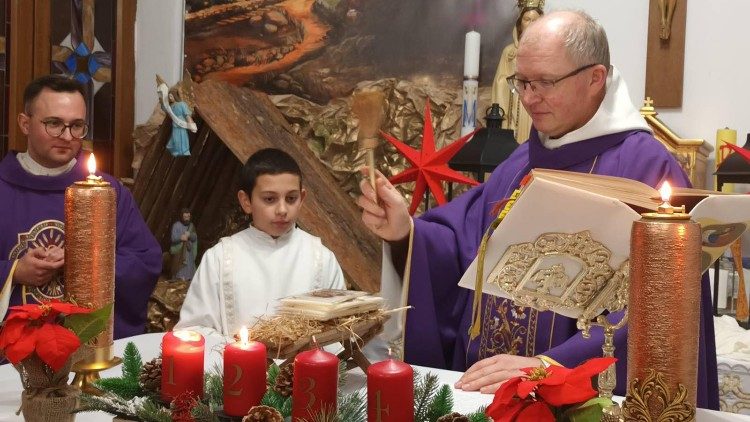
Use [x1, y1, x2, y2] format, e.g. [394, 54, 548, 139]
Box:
[227, 364, 243, 396]
[302, 377, 316, 410]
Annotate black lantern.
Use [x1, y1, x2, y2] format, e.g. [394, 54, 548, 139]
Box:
[448, 103, 518, 182]
[711, 134, 750, 317]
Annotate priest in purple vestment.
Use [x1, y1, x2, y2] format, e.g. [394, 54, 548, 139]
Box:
[358, 10, 719, 409]
[0, 75, 161, 339]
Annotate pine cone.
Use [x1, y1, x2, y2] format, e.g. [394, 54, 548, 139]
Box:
[242, 405, 284, 422]
[273, 362, 294, 397]
[436, 412, 470, 422]
[139, 356, 162, 394]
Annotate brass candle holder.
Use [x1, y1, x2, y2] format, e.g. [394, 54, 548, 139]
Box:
[65, 154, 121, 394]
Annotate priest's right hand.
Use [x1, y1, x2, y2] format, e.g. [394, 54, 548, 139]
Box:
[357, 167, 411, 242]
[12, 247, 65, 287]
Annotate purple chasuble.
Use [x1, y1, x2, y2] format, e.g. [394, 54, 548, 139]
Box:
[404, 129, 719, 409]
[0, 152, 162, 339]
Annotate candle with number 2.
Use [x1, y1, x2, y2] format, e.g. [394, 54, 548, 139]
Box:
[223, 326, 267, 417]
[291, 339, 338, 421]
[161, 330, 205, 402]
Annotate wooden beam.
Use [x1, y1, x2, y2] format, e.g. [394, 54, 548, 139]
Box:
[113, 0, 135, 178]
[192, 81, 382, 292]
[32, 0, 50, 76]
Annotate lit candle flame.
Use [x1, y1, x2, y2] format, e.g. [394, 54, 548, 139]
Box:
[659, 181, 672, 203]
[239, 326, 249, 345]
[87, 153, 97, 175]
[174, 330, 202, 342]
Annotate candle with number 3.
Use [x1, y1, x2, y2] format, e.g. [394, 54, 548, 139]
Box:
[367, 353, 414, 421]
[223, 326, 267, 417]
[291, 339, 338, 421]
[161, 330, 205, 402]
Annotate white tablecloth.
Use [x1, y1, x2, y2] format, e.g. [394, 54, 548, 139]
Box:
[0, 333, 747, 421]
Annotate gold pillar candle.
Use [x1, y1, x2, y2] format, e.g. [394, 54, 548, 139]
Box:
[624, 184, 700, 421]
[64, 155, 116, 361]
[716, 127, 737, 192]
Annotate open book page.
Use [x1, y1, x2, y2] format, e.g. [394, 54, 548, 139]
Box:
[692, 195, 750, 272]
[457, 178, 640, 318]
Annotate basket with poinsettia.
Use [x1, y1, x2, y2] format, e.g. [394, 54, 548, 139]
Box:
[485, 357, 618, 422]
[0, 300, 111, 422]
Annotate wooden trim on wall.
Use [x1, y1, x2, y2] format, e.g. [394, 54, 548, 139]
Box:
[32, 0, 49, 76]
[113, 0, 135, 179]
[8, 0, 34, 152]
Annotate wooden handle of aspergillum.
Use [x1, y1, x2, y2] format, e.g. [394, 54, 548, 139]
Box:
[366, 149, 377, 202]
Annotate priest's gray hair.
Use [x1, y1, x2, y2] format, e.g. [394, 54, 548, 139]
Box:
[560, 10, 611, 69]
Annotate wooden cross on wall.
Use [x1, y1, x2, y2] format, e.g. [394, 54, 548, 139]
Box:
[645, 0, 687, 108]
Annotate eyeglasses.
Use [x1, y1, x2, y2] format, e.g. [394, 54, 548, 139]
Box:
[39, 117, 89, 139]
[506, 63, 599, 96]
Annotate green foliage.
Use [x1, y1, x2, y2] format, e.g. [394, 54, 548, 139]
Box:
[337, 390, 366, 422]
[563, 397, 613, 422]
[204, 363, 224, 409]
[191, 400, 221, 422]
[135, 397, 173, 422]
[413, 371, 440, 422]
[94, 377, 143, 401]
[467, 406, 491, 422]
[426, 384, 454, 422]
[267, 362, 281, 386]
[63, 303, 113, 343]
[122, 341, 143, 381]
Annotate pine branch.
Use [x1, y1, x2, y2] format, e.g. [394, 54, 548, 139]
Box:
[94, 377, 143, 400]
[426, 384, 454, 422]
[122, 341, 143, 381]
[191, 400, 220, 422]
[337, 391, 366, 422]
[467, 406, 490, 422]
[413, 371, 440, 422]
[267, 362, 281, 386]
[135, 397, 173, 422]
[204, 363, 224, 408]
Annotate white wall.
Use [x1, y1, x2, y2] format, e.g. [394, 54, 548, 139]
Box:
[134, 0, 185, 125]
[549, 0, 750, 165]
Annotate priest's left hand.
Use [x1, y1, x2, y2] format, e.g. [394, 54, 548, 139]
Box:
[455, 354, 543, 394]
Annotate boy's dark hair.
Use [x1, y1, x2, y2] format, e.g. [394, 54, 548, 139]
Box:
[240, 148, 302, 194]
[23, 75, 86, 114]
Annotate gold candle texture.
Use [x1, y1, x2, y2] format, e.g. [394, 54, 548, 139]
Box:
[64, 161, 116, 360]
[625, 201, 701, 418]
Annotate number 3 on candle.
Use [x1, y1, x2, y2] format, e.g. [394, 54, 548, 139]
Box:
[302, 377, 316, 410]
[227, 364, 243, 396]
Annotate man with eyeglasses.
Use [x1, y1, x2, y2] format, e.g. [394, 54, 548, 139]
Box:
[0, 74, 162, 339]
[358, 10, 718, 409]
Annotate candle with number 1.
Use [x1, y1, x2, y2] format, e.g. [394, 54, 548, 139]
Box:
[161, 330, 205, 402]
[367, 352, 414, 421]
[223, 326, 267, 417]
[291, 339, 338, 421]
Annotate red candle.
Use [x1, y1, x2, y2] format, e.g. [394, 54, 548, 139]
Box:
[161, 330, 205, 402]
[223, 327, 268, 417]
[367, 357, 414, 421]
[291, 344, 339, 421]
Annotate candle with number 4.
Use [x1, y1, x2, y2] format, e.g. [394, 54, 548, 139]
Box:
[161, 330, 205, 402]
[291, 339, 338, 421]
[223, 326, 267, 417]
[367, 353, 414, 421]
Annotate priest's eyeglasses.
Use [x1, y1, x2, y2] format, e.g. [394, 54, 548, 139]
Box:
[506, 63, 598, 96]
[40, 118, 89, 139]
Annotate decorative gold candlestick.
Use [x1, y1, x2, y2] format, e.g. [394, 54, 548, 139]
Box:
[65, 154, 121, 394]
[623, 182, 699, 421]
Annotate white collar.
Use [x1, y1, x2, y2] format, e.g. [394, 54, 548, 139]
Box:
[540, 66, 651, 149]
[16, 152, 77, 176]
[245, 223, 296, 244]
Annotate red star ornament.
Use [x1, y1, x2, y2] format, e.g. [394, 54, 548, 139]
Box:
[380, 99, 479, 215]
[722, 142, 750, 163]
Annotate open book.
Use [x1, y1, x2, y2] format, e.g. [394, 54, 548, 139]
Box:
[457, 169, 750, 318]
[276, 289, 385, 320]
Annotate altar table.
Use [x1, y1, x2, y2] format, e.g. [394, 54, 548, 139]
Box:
[0, 333, 746, 421]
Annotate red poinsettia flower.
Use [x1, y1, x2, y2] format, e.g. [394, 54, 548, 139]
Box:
[486, 357, 617, 422]
[0, 300, 94, 371]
